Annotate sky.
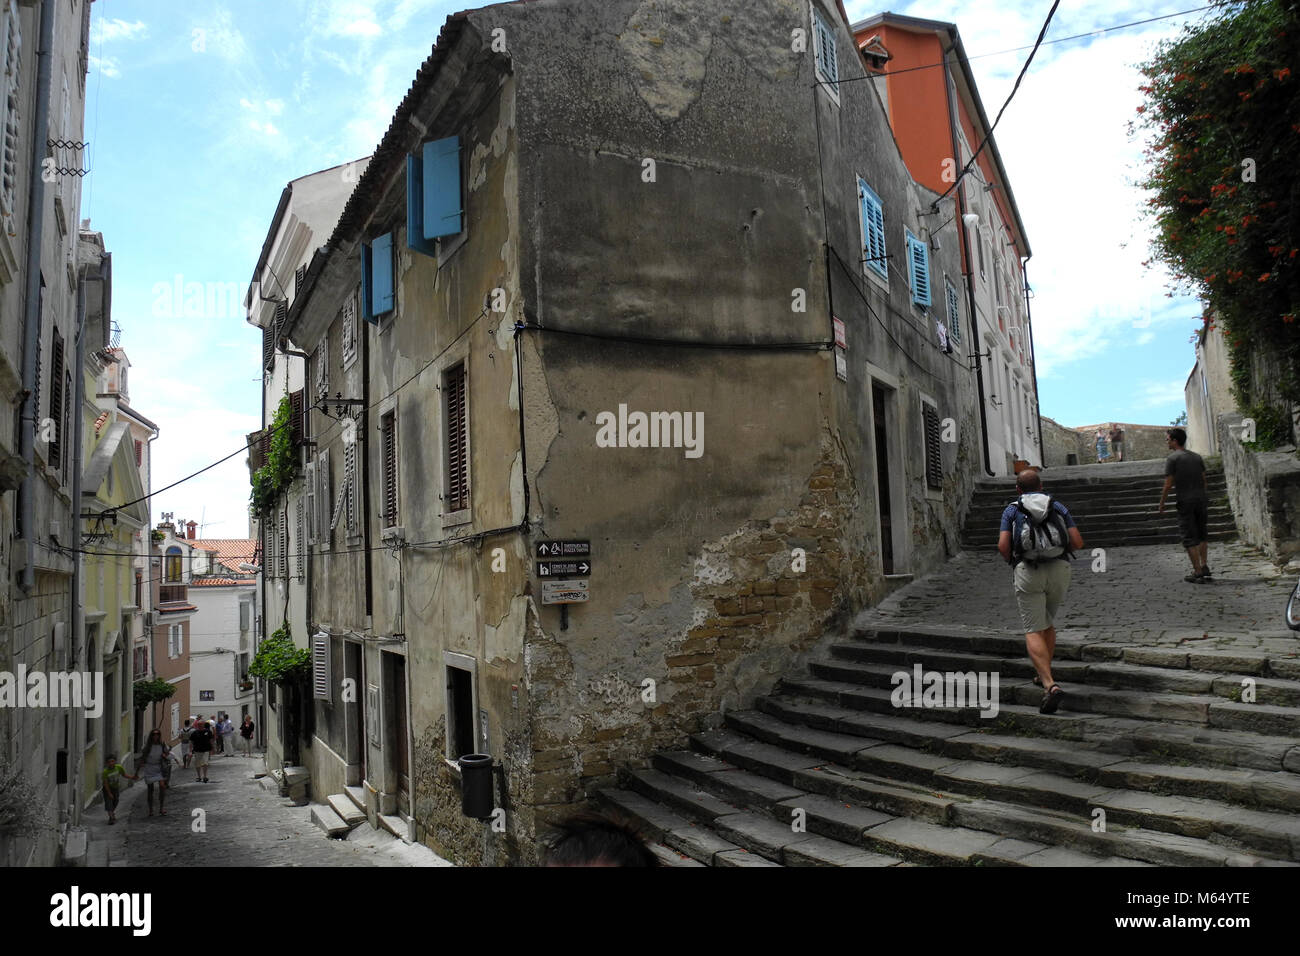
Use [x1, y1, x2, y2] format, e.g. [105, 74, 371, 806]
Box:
[81, 0, 1213, 538]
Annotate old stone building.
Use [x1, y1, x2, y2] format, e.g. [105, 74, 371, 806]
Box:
[260, 0, 992, 863]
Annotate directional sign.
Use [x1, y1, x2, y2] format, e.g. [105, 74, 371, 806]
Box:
[536, 560, 591, 577]
[541, 580, 589, 605]
[536, 540, 591, 557]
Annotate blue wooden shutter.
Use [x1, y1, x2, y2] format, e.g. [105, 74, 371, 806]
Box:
[406, 155, 438, 256]
[908, 233, 931, 307]
[372, 232, 394, 315]
[814, 9, 838, 84]
[859, 179, 886, 278]
[423, 136, 462, 239]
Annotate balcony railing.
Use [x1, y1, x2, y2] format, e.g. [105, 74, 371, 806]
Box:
[159, 584, 188, 604]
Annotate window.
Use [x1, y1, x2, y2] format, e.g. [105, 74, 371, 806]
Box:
[133, 645, 148, 680]
[1, 0, 20, 215]
[134, 439, 143, 466]
[168, 624, 182, 658]
[381, 410, 398, 528]
[945, 278, 962, 348]
[305, 459, 317, 545]
[164, 546, 182, 582]
[905, 230, 931, 308]
[134, 571, 142, 608]
[317, 448, 332, 552]
[444, 654, 479, 761]
[443, 364, 469, 516]
[994, 260, 1003, 306]
[296, 498, 305, 579]
[170, 702, 180, 738]
[340, 294, 358, 371]
[922, 401, 943, 490]
[239, 601, 250, 632]
[199, 690, 214, 702]
[343, 436, 359, 537]
[48, 331, 64, 471]
[858, 178, 887, 281]
[312, 632, 331, 701]
[314, 336, 329, 405]
[811, 4, 839, 99]
[361, 233, 394, 323]
[279, 514, 289, 581]
[407, 136, 463, 257]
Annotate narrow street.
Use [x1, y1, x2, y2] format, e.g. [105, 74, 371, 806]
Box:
[85, 752, 452, 867]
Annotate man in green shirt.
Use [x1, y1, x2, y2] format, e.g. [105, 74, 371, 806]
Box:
[101, 755, 137, 825]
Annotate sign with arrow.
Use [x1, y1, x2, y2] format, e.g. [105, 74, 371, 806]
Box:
[535, 540, 590, 557]
[541, 580, 589, 605]
[536, 560, 591, 577]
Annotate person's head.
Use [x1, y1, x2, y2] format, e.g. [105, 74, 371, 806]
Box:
[104, 754, 117, 766]
[1167, 427, 1187, 449]
[542, 812, 660, 867]
[1016, 467, 1043, 494]
[184, 719, 191, 728]
[148, 729, 162, 742]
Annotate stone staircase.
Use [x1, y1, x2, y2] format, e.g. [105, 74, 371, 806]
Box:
[311, 786, 368, 838]
[598, 622, 1300, 866]
[959, 460, 1236, 551]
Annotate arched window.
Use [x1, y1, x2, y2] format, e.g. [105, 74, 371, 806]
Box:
[165, 546, 183, 583]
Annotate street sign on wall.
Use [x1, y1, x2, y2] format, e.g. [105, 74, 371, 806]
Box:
[541, 580, 589, 604]
[536, 560, 592, 577]
[535, 540, 590, 557]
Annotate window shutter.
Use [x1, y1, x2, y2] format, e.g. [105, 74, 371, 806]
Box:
[923, 403, 943, 490]
[48, 332, 63, 469]
[280, 513, 288, 580]
[289, 389, 304, 447]
[1, 2, 21, 214]
[445, 365, 469, 513]
[296, 498, 305, 580]
[312, 632, 331, 700]
[423, 136, 463, 239]
[305, 460, 316, 545]
[858, 179, 886, 279]
[343, 438, 358, 536]
[814, 9, 838, 84]
[406, 154, 439, 256]
[318, 448, 331, 551]
[381, 411, 398, 528]
[361, 244, 375, 324]
[372, 233, 394, 316]
[908, 234, 931, 307]
[295, 264, 306, 297]
[314, 338, 329, 404]
[945, 279, 962, 346]
[62, 369, 71, 476]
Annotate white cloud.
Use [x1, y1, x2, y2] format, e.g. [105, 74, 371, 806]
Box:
[1135, 379, 1188, 407]
[88, 55, 120, 79]
[240, 97, 286, 116]
[248, 120, 281, 137]
[91, 18, 148, 44]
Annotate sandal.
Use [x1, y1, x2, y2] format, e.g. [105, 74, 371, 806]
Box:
[1039, 684, 1064, 714]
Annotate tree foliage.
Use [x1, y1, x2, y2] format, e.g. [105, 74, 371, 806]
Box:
[133, 677, 176, 712]
[250, 395, 297, 518]
[249, 624, 310, 684]
[1135, 0, 1300, 413]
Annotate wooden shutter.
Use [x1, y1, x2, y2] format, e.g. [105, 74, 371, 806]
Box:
[317, 448, 331, 551]
[343, 439, 358, 536]
[814, 8, 838, 84]
[62, 369, 71, 475]
[908, 234, 932, 307]
[305, 460, 316, 545]
[423, 136, 463, 239]
[289, 389, 304, 447]
[859, 179, 886, 279]
[372, 233, 394, 316]
[262, 325, 274, 370]
[296, 498, 305, 580]
[406, 155, 438, 257]
[295, 264, 306, 296]
[445, 365, 469, 513]
[311, 632, 331, 700]
[923, 403, 943, 490]
[381, 411, 398, 528]
[946, 279, 962, 346]
[48, 332, 63, 469]
[280, 512, 289, 580]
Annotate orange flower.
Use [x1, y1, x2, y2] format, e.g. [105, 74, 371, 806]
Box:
[1258, 273, 1271, 282]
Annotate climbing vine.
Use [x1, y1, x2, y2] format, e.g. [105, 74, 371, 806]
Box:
[249, 395, 297, 517]
[248, 623, 310, 685]
[1134, 0, 1300, 421]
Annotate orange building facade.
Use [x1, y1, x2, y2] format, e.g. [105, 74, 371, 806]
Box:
[853, 13, 1042, 474]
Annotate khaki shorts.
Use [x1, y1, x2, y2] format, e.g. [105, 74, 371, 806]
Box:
[1013, 559, 1071, 633]
[193, 752, 210, 769]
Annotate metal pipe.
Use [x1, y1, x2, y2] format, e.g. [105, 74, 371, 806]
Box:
[17, 0, 57, 593]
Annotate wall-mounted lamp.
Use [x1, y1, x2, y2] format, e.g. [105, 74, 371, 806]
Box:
[962, 212, 980, 229]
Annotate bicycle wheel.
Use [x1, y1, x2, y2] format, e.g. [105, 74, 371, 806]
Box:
[1287, 574, 1300, 631]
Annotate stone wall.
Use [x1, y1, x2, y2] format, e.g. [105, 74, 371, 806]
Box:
[1218, 412, 1300, 563]
[1040, 416, 1081, 466]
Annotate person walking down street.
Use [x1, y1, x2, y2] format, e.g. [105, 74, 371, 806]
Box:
[180, 718, 194, 769]
[213, 714, 225, 755]
[220, 715, 236, 757]
[239, 715, 255, 757]
[191, 719, 215, 783]
[1094, 429, 1109, 463]
[137, 730, 173, 816]
[1158, 427, 1211, 583]
[1109, 424, 1125, 462]
[101, 754, 137, 825]
[997, 468, 1085, 715]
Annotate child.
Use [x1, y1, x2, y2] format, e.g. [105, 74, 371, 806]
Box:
[101, 754, 137, 825]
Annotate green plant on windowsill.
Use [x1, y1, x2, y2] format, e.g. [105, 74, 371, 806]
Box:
[249, 395, 297, 518]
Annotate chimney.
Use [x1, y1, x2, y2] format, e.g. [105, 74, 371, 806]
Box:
[186, 520, 198, 540]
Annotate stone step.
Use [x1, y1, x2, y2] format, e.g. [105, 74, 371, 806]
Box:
[595, 788, 756, 865]
[344, 784, 367, 813]
[759, 691, 1300, 780]
[379, 813, 412, 843]
[690, 726, 1300, 862]
[647, 843, 707, 867]
[728, 708, 1300, 814]
[1208, 700, 1300, 736]
[327, 793, 366, 827]
[310, 803, 351, 838]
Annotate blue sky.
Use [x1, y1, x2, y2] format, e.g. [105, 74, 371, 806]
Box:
[83, 0, 1212, 536]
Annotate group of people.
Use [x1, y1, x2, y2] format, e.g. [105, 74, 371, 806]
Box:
[1093, 424, 1125, 462]
[999, 427, 1209, 716]
[100, 713, 256, 823]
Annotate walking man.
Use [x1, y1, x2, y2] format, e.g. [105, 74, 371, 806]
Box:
[997, 468, 1085, 714]
[190, 718, 215, 783]
[1158, 427, 1210, 582]
[220, 714, 236, 756]
[1109, 423, 1125, 462]
[180, 718, 194, 769]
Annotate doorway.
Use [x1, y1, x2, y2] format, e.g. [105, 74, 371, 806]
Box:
[384, 653, 410, 816]
[872, 383, 895, 574]
[345, 641, 365, 784]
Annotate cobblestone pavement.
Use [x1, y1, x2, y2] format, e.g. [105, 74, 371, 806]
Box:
[86, 752, 452, 867]
[863, 541, 1300, 658]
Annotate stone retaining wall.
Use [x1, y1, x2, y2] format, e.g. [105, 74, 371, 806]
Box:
[1218, 412, 1300, 563]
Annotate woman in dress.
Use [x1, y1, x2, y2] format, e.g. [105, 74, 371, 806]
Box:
[137, 728, 174, 817]
[1095, 429, 1109, 463]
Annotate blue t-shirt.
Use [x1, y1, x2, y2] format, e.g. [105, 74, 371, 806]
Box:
[999, 499, 1077, 533]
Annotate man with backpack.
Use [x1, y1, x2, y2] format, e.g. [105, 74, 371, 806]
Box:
[997, 468, 1085, 714]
